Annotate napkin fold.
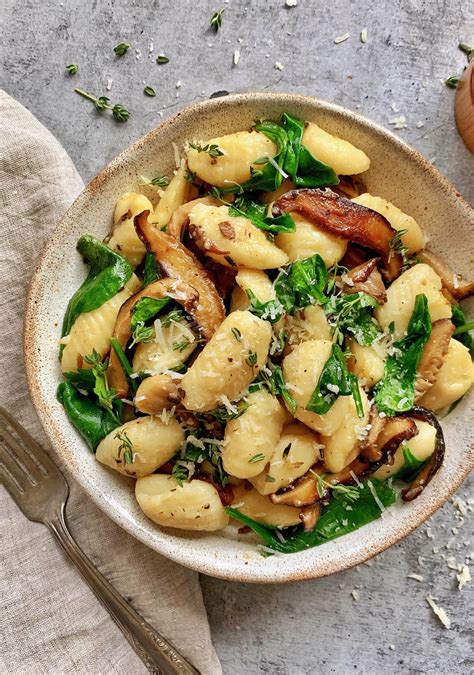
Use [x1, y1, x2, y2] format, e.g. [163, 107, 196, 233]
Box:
[0, 90, 221, 675]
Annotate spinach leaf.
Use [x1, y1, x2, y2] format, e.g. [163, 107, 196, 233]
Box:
[228, 196, 296, 234]
[143, 252, 160, 286]
[130, 296, 171, 332]
[394, 444, 428, 482]
[451, 305, 473, 357]
[226, 479, 396, 554]
[306, 343, 362, 416]
[57, 382, 120, 451]
[274, 254, 328, 314]
[62, 236, 132, 337]
[281, 113, 339, 188]
[246, 290, 285, 324]
[325, 292, 381, 346]
[374, 294, 432, 415]
[110, 337, 137, 393]
[62, 367, 96, 393]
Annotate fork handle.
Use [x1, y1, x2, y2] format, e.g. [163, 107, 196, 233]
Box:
[47, 507, 200, 675]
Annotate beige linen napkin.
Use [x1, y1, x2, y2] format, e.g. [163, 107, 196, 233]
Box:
[0, 90, 221, 675]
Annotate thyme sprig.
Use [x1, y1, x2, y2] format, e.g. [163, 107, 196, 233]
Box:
[74, 88, 130, 122]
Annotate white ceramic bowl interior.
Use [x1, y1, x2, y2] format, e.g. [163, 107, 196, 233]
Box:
[25, 93, 474, 582]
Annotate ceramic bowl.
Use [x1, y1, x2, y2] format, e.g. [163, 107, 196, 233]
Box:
[24, 93, 474, 583]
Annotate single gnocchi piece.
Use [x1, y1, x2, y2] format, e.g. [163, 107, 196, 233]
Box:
[60, 275, 142, 373]
[222, 390, 286, 479]
[136, 475, 229, 531]
[180, 310, 272, 411]
[250, 423, 322, 495]
[320, 389, 370, 473]
[153, 167, 193, 229]
[231, 485, 301, 527]
[276, 213, 347, 266]
[230, 268, 276, 312]
[284, 305, 331, 350]
[419, 339, 474, 411]
[133, 373, 183, 414]
[96, 415, 184, 477]
[132, 317, 197, 376]
[186, 130, 276, 187]
[107, 193, 151, 267]
[188, 203, 288, 269]
[282, 339, 349, 434]
[375, 264, 451, 339]
[167, 195, 220, 240]
[352, 193, 425, 255]
[374, 419, 437, 479]
[347, 338, 386, 388]
[302, 122, 370, 175]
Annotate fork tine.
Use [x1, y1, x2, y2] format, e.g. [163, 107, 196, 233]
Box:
[0, 444, 31, 490]
[0, 406, 56, 477]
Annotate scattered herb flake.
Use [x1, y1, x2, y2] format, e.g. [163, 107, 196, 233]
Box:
[231, 327, 242, 342]
[249, 453, 266, 463]
[246, 350, 258, 367]
[114, 43, 130, 57]
[459, 42, 474, 62]
[144, 85, 156, 97]
[66, 64, 78, 75]
[156, 54, 170, 64]
[150, 175, 170, 187]
[444, 76, 459, 89]
[210, 8, 224, 32]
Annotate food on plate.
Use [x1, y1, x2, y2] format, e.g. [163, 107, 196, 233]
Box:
[56, 111, 473, 554]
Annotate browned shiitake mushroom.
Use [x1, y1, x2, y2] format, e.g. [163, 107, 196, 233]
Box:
[399, 406, 446, 501]
[359, 409, 386, 462]
[107, 277, 200, 398]
[270, 474, 319, 507]
[419, 250, 474, 300]
[134, 373, 184, 415]
[374, 417, 419, 466]
[415, 319, 455, 400]
[299, 503, 322, 533]
[340, 257, 387, 303]
[134, 210, 225, 339]
[273, 188, 403, 281]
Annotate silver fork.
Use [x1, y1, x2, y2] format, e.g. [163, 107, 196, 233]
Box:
[0, 406, 199, 675]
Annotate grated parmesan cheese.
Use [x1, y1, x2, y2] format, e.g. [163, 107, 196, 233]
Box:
[367, 480, 385, 512]
[457, 564, 470, 590]
[453, 496, 468, 516]
[389, 115, 408, 130]
[233, 50, 240, 65]
[407, 573, 424, 582]
[218, 394, 238, 415]
[172, 142, 181, 167]
[334, 33, 350, 44]
[351, 589, 360, 600]
[274, 61, 284, 71]
[360, 29, 368, 43]
[426, 595, 451, 628]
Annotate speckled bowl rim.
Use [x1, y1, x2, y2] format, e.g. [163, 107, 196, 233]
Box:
[24, 92, 474, 583]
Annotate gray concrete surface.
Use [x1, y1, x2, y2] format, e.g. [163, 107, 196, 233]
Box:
[1, 0, 473, 673]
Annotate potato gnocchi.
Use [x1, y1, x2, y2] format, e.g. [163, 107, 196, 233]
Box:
[57, 110, 473, 553]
